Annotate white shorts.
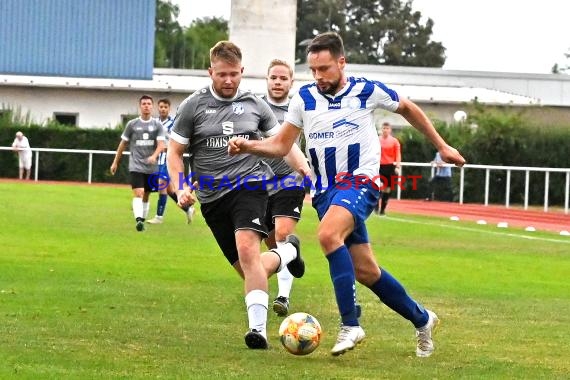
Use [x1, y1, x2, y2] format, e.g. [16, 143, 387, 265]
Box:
[19, 153, 32, 170]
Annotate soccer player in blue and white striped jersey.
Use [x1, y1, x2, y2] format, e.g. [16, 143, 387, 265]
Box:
[147, 98, 195, 225]
[229, 32, 465, 357]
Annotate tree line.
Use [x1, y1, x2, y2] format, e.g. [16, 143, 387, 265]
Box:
[155, 0, 446, 69]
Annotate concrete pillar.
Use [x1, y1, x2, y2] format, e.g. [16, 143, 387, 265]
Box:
[229, 0, 297, 78]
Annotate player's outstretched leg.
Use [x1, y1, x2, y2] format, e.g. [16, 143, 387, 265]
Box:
[367, 268, 439, 357]
[244, 288, 269, 350]
[283, 235, 304, 278]
[325, 244, 364, 356]
[331, 325, 365, 356]
[416, 310, 439, 357]
[273, 266, 293, 316]
[148, 193, 168, 224]
[272, 296, 289, 317]
[244, 329, 269, 349]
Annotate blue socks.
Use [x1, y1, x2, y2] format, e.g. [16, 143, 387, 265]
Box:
[326, 246, 359, 326]
[368, 268, 428, 328]
[157, 194, 168, 216]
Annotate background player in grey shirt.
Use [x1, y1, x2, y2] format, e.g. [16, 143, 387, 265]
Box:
[110, 95, 165, 232]
[261, 59, 307, 317]
[167, 41, 309, 349]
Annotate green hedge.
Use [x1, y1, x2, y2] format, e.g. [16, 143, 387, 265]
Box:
[398, 106, 570, 206]
[1, 123, 130, 184]
[2, 106, 570, 207]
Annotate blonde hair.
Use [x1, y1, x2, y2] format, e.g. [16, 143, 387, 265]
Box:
[210, 41, 242, 65]
[267, 59, 293, 78]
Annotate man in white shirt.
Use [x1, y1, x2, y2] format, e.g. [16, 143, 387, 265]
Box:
[12, 131, 32, 180]
[228, 32, 465, 358]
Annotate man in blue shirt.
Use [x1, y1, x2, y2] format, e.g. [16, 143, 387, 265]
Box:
[426, 152, 453, 201]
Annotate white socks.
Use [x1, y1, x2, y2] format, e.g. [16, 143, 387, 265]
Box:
[132, 198, 143, 219]
[276, 241, 294, 298]
[273, 241, 297, 272]
[142, 202, 150, 219]
[245, 289, 268, 337]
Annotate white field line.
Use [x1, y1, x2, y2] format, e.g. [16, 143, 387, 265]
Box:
[384, 216, 570, 245]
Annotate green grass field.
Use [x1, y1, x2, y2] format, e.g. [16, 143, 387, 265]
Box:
[1, 182, 569, 379]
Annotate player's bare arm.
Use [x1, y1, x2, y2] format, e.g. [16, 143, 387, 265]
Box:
[166, 139, 196, 208]
[283, 142, 310, 178]
[147, 139, 165, 164]
[396, 97, 466, 167]
[228, 121, 300, 158]
[110, 140, 128, 175]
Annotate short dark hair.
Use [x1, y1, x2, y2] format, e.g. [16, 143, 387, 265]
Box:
[210, 41, 242, 65]
[139, 94, 153, 103]
[158, 98, 171, 106]
[306, 32, 345, 58]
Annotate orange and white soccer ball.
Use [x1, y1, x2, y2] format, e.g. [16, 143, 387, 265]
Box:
[278, 312, 322, 355]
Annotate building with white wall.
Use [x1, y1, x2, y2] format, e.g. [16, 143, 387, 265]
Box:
[3, 65, 568, 129]
[1, 0, 570, 129]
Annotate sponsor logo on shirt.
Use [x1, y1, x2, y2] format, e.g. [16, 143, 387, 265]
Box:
[205, 109, 216, 114]
[232, 102, 244, 115]
[222, 121, 234, 135]
[332, 119, 359, 129]
[205, 134, 250, 148]
[308, 131, 335, 139]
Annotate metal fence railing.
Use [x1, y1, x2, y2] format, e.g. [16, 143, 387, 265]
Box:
[399, 162, 569, 214]
[2, 146, 569, 214]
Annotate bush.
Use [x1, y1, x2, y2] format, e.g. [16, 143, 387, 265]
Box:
[0, 122, 129, 183]
[397, 106, 570, 206]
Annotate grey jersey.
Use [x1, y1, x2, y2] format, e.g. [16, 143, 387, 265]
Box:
[171, 86, 280, 204]
[121, 117, 165, 174]
[261, 96, 293, 178]
[261, 96, 305, 194]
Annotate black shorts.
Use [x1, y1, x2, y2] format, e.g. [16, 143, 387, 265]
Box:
[379, 164, 397, 190]
[264, 187, 305, 230]
[130, 172, 154, 192]
[200, 185, 269, 265]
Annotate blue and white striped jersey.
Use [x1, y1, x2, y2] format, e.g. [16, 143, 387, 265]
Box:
[285, 76, 400, 194]
[157, 115, 174, 166]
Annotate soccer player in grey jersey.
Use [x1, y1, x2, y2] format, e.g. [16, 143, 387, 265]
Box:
[167, 41, 310, 349]
[110, 95, 165, 232]
[261, 59, 307, 317]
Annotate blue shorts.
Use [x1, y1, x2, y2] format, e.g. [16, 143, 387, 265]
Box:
[158, 163, 168, 176]
[312, 177, 380, 247]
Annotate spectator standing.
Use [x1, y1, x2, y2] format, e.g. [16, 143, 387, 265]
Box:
[426, 152, 453, 201]
[377, 122, 401, 215]
[11, 131, 32, 180]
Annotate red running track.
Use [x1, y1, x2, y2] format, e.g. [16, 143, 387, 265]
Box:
[387, 199, 570, 234]
[3, 179, 569, 234]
